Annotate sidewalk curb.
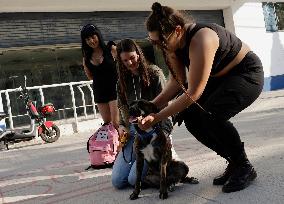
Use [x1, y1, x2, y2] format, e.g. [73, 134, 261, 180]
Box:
[59, 117, 103, 136]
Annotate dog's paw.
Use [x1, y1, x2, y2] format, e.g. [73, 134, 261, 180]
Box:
[181, 176, 199, 184]
[168, 184, 176, 192]
[129, 192, 139, 200]
[159, 192, 168, 200]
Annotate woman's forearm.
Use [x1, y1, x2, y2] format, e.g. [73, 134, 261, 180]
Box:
[156, 91, 199, 122]
[84, 67, 93, 80]
[109, 100, 120, 128]
[152, 76, 181, 109]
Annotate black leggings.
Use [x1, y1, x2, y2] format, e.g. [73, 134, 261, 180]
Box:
[183, 51, 264, 159]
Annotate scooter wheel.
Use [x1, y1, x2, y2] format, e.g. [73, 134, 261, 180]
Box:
[40, 124, 60, 143]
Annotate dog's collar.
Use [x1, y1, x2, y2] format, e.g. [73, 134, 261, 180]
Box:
[137, 126, 157, 140]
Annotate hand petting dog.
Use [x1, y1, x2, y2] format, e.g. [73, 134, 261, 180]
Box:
[138, 113, 157, 131]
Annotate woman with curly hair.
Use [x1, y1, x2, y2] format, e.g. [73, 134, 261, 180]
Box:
[112, 38, 178, 189]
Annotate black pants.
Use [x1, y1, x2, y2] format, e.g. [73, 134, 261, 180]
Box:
[183, 51, 264, 159]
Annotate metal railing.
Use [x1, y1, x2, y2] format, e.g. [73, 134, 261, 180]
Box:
[0, 80, 97, 132]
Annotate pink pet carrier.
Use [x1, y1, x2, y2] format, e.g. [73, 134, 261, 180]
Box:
[86, 123, 119, 168]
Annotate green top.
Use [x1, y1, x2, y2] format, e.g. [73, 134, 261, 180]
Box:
[117, 64, 166, 127]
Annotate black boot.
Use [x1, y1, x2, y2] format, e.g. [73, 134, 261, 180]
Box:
[222, 144, 257, 193]
[213, 158, 235, 185]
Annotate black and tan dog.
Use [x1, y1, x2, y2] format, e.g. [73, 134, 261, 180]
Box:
[128, 99, 198, 200]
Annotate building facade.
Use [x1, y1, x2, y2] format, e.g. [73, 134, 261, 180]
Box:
[1, 0, 283, 91]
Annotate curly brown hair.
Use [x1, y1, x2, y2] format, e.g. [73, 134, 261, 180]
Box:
[145, 3, 206, 112]
[146, 2, 193, 47]
[145, 3, 191, 89]
[116, 39, 156, 102]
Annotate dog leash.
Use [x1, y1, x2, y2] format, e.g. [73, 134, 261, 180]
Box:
[122, 146, 133, 165]
[122, 124, 158, 164]
[121, 75, 141, 164]
[178, 83, 210, 114]
[122, 132, 134, 165]
[121, 122, 136, 164]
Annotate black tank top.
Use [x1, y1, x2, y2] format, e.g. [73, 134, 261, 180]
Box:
[85, 49, 118, 102]
[85, 50, 116, 83]
[175, 23, 242, 75]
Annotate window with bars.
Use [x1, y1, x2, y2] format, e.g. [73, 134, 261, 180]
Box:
[263, 2, 284, 32]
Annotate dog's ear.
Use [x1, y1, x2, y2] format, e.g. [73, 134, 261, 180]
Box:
[137, 100, 159, 114]
[137, 99, 147, 107]
[150, 103, 159, 113]
[129, 100, 138, 107]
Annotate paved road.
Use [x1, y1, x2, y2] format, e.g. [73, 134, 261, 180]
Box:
[1, 90, 284, 204]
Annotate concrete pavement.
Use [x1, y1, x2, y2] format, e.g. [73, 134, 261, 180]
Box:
[0, 90, 284, 204]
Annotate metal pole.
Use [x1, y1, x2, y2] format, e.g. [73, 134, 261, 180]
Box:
[39, 88, 45, 105]
[69, 84, 78, 133]
[38, 88, 46, 122]
[5, 91, 14, 130]
[77, 86, 87, 119]
[87, 84, 97, 118]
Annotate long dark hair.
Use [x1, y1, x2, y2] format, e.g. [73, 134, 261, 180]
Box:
[146, 3, 190, 86]
[116, 39, 153, 102]
[146, 3, 208, 114]
[80, 24, 108, 62]
[146, 2, 193, 45]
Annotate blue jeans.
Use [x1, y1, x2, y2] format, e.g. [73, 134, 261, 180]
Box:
[112, 124, 148, 189]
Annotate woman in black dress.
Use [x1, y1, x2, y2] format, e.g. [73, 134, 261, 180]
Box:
[81, 24, 119, 128]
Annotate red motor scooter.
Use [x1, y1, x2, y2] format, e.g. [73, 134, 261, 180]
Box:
[0, 76, 60, 150]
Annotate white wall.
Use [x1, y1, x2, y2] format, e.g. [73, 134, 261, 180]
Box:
[231, 2, 284, 78]
[223, 6, 235, 34]
[0, 0, 233, 12]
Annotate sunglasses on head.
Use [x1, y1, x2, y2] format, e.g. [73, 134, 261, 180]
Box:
[147, 36, 160, 45]
[147, 37, 167, 49]
[80, 24, 97, 31]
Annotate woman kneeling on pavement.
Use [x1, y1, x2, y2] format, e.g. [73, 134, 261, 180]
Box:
[111, 39, 179, 189]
